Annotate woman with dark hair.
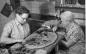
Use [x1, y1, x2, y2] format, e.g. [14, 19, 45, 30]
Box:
[0, 6, 30, 44]
[0, 6, 31, 54]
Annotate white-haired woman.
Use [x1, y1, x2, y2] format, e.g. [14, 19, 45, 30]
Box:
[56, 11, 85, 54]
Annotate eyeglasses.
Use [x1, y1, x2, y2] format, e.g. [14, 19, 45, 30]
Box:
[20, 16, 27, 20]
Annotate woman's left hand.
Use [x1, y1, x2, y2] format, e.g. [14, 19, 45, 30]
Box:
[52, 26, 57, 32]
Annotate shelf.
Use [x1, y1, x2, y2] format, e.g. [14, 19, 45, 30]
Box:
[55, 4, 85, 9]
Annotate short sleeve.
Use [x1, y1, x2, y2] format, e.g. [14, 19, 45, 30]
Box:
[1, 23, 12, 38]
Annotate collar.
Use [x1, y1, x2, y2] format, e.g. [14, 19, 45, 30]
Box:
[15, 19, 20, 25]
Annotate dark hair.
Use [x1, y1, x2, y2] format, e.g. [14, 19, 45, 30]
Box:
[15, 6, 30, 15]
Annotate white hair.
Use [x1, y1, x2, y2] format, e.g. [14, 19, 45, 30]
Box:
[60, 11, 74, 22]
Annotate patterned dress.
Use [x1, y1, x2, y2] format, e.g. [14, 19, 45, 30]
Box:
[58, 22, 85, 54]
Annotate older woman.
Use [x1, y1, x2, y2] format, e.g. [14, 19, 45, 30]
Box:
[57, 11, 85, 54]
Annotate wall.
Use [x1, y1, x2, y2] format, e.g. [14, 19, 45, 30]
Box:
[20, 1, 85, 25]
[21, 0, 85, 32]
[20, 1, 55, 20]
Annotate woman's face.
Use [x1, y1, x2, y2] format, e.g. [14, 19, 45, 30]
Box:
[60, 14, 70, 27]
[16, 13, 29, 24]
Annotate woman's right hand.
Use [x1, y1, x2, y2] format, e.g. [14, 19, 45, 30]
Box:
[56, 32, 66, 40]
[57, 32, 66, 36]
[14, 39, 24, 43]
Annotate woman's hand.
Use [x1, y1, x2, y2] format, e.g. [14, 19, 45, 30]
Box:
[56, 31, 66, 41]
[57, 32, 66, 36]
[52, 26, 57, 32]
[21, 40, 26, 44]
[14, 39, 26, 44]
[15, 39, 23, 42]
